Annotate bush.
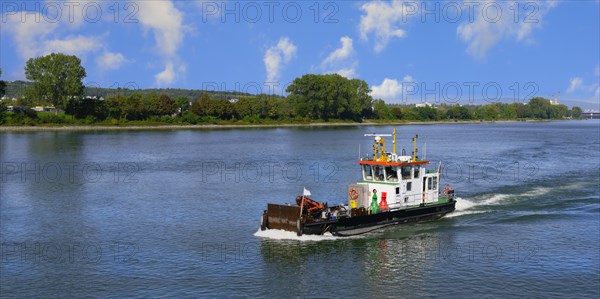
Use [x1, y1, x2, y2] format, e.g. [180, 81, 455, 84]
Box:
[241, 115, 260, 124]
[181, 111, 198, 124]
[160, 115, 173, 123]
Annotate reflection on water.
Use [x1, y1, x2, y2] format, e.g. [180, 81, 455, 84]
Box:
[1, 121, 599, 297]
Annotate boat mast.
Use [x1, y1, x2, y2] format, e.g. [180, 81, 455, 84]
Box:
[412, 134, 418, 162]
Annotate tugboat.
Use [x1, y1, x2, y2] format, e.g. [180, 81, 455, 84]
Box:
[260, 129, 456, 236]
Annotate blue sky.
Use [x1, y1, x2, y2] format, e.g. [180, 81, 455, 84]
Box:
[1, 0, 599, 109]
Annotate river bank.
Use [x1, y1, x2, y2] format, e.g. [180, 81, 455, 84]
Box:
[0, 119, 562, 131]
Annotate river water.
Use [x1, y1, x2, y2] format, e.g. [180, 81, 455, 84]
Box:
[1, 121, 599, 298]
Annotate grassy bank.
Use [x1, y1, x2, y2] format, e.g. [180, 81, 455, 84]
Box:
[0, 118, 566, 131]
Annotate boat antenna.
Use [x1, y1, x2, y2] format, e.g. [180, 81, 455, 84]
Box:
[437, 162, 442, 193]
[393, 128, 397, 155]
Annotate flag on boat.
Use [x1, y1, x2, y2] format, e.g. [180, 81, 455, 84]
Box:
[303, 187, 311, 196]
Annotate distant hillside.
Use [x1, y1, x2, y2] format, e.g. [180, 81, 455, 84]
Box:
[4, 81, 255, 101]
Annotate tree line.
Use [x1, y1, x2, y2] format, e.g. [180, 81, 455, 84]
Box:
[0, 53, 584, 125]
[373, 97, 582, 121]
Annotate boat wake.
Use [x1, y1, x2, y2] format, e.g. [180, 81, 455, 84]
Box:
[446, 197, 485, 218]
[254, 229, 342, 241]
[447, 185, 565, 218]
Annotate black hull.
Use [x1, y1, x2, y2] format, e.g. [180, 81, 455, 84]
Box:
[301, 200, 456, 236]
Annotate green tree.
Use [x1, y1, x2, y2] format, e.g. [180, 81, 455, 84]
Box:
[391, 106, 403, 119]
[0, 68, 6, 97]
[497, 103, 517, 119]
[211, 98, 235, 119]
[286, 74, 373, 120]
[446, 104, 472, 120]
[190, 93, 212, 116]
[175, 97, 190, 115]
[528, 97, 551, 118]
[0, 99, 6, 124]
[571, 106, 582, 118]
[550, 104, 569, 119]
[66, 97, 107, 119]
[105, 95, 123, 119]
[514, 103, 531, 118]
[235, 97, 254, 118]
[120, 93, 146, 120]
[373, 99, 392, 119]
[474, 104, 500, 120]
[152, 94, 177, 116]
[24, 53, 86, 110]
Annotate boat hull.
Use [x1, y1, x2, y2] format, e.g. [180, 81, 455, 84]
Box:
[264, 200, 456, 237]
[332, 201, 455, 236]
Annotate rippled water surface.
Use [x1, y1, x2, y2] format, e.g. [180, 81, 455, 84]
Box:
[1, 121, 599, 298]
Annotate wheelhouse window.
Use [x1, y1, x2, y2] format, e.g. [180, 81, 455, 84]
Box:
[363, 165, 373, 180]
[374, 166, 384, 181]
[385, 166, 398, 182]
[413, 166, 420, 178]
[401, 166, 411, 180]
[428, 177, 433, 190]
[432, 176, 438, 190]
[406, 182, 412, 191]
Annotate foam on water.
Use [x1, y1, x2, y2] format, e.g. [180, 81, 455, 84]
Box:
[447, 185, 561, 218]
[480, 193, 511, 205]
[522, 187, 553, 197]
[446, 197, 486, 218]
[254, 229, 342, 241]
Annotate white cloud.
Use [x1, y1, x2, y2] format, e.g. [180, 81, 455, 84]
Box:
[323, 36, 354, 65]
[137, 1, 184, 57]
[4, 12, 59, 59]
[3, 9, 123, 77]
[42, 35, 101, 57]
[264, 37, 297, 82]
[359, 0, 415, 52]
[370, 76, 415, 101]
[457, 0, 557, 59]
[136, 0, 186, 85]
[155, 62, 176, 86]
[96, 52, 128, 71]
[321, 36, 358, 78]
[567, 77, 584, 93]
[335, 68, 358, 79]
[566, 75, 599, 99]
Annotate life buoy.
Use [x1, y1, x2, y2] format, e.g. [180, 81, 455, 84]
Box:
[443, 186, 453, 197]
[348, 187, 359, 200]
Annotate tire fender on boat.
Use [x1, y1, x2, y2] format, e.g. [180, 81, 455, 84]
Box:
[296, 219, 303, 236]
[260, 213, 267, 231]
